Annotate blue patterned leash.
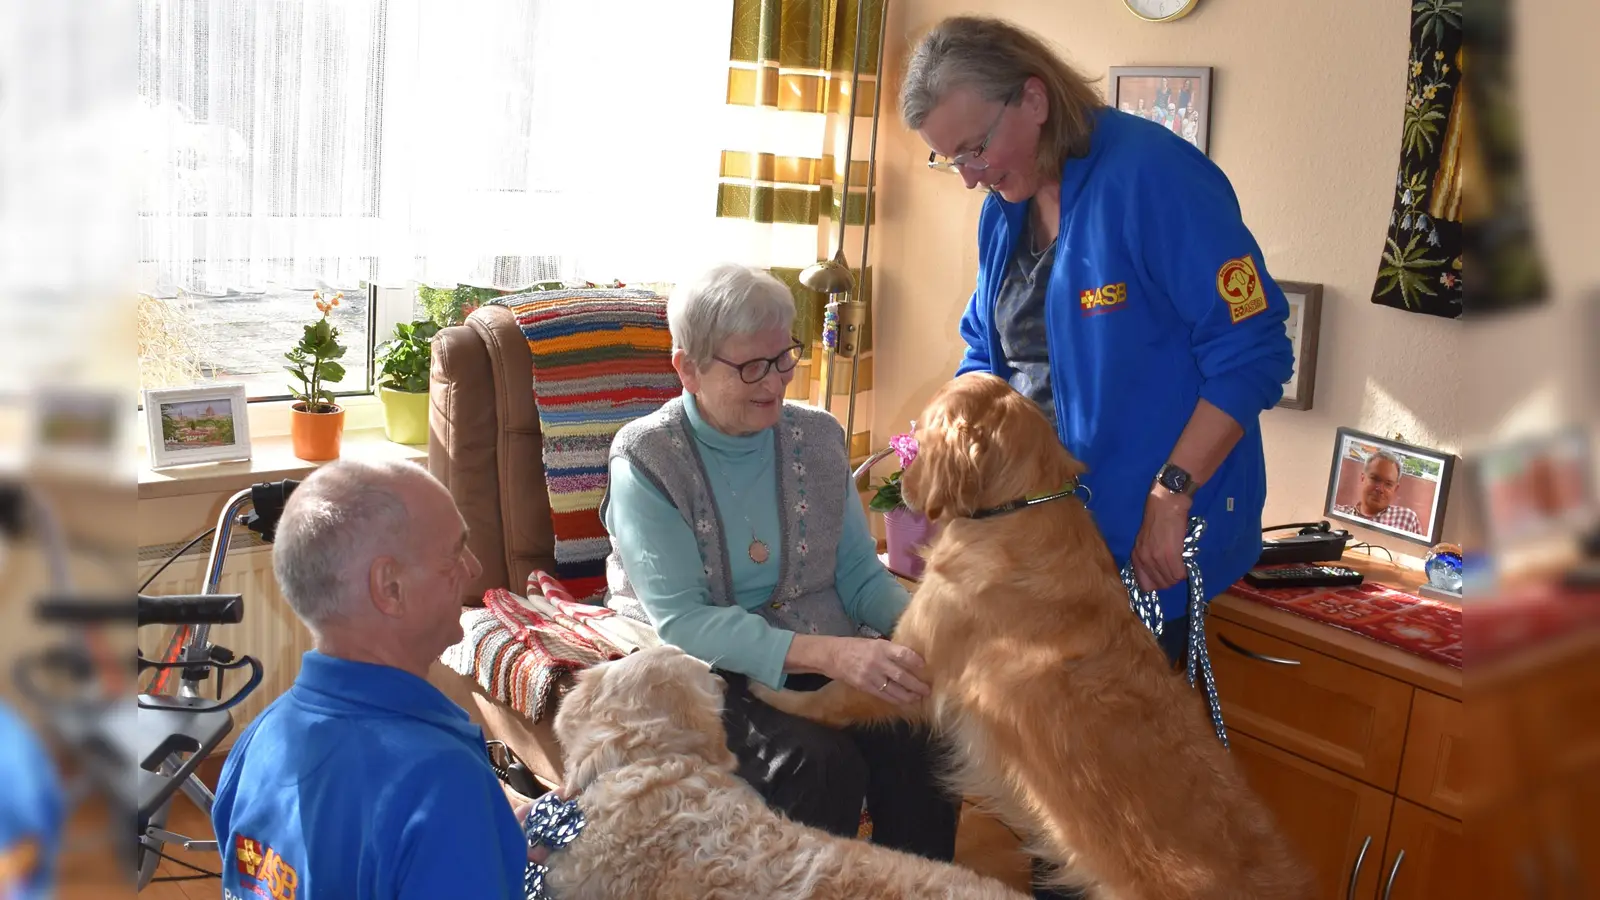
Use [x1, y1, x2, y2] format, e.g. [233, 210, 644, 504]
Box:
[1121, 516, 1228, 748]
[522, 791, 587, 900]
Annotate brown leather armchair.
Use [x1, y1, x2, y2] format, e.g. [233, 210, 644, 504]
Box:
[423, 303, 571, 790]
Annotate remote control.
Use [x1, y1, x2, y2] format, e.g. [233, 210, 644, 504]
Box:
[1244, 565, 1364, 589]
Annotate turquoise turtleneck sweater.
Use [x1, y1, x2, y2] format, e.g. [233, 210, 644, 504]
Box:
[603, 392, 909, 689]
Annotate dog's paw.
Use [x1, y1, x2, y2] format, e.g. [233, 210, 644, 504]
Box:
[749, 682, 807, 715]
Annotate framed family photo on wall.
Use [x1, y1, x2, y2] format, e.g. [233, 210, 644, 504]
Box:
[1276, 281, 1323, 411]
[1108, 65, 1212, 154]
[143, 384, 253, 469]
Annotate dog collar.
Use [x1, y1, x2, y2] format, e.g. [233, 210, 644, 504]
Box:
[969, 479, 1091, 520]
[523, 792, 587, 899]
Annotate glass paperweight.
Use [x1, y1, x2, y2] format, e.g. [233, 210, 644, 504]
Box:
[1424, 542, 1464, 593]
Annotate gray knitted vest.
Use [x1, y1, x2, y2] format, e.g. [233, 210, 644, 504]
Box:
[600, 397, 858, 638]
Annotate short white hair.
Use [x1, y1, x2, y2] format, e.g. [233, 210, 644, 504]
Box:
[271, 459, 433, 627]
[667, 263, 795, 369]
[1364, 449, 1406, 476]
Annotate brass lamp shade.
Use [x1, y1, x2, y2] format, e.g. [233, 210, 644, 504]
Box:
[798, 251, 856, 296]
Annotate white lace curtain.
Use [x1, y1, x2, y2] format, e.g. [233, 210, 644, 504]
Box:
[136, 0, 733, 297]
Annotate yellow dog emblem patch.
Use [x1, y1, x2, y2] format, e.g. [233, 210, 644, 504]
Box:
[1216, 254, 1268, 324]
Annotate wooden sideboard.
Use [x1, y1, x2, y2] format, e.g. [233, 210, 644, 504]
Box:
[1208, 556, 1463, 900]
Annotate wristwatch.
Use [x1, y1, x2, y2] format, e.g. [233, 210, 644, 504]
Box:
[1155, 463, 1195, 497]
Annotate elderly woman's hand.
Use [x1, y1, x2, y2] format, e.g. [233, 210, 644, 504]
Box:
[827, 637, 930, 705]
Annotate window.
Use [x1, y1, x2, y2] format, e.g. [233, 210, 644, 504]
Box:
[134, 0, 733, 400]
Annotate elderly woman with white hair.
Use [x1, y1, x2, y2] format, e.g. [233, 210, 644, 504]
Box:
[601, 263, 960, 861]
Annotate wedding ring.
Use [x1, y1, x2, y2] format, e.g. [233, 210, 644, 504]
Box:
[880, 679, 890, 693]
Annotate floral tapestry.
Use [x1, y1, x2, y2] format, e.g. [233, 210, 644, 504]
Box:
[1372, 0, 1463, 318]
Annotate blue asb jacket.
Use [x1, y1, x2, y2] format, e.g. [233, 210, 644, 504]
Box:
[958, 107, 1294, 621]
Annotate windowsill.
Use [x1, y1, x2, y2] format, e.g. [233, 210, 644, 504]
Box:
[137, 427, 427, 500]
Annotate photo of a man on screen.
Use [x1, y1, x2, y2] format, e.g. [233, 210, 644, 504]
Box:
[1333, 450, 1424, 535]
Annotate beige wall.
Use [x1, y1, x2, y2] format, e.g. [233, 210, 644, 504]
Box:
[870, 0, 1597, 557]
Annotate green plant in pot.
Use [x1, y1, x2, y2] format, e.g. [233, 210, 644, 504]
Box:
[285, 291, 348, 461]
[374, 319, 440, 445]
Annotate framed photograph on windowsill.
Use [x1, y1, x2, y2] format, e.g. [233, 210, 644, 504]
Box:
[143, 384, 253, 469]
[1108, 65, 1213, 154]
[1277, 281, 1323, 411]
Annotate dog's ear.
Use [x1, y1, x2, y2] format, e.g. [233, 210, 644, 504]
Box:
[554, 665, 625, 795]
[904, 412, 983, 521]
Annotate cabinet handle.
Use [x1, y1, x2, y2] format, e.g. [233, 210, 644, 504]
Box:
[1382, 849, 1405, 900]
[1346, 835, 1372, 900]
[1218, 632, 1302, 666]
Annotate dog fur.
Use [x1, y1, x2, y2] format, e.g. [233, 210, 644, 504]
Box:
[545, 644, 1030, 900]
[752, 373, 1311, 899]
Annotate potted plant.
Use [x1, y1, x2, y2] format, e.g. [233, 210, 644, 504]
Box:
[284, 291, 348, 461]
[374, 319, 440, 445]
[868, 425, 935, 579]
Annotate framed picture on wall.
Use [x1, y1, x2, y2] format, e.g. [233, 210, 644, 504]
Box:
[1277, 281, 1323, 411]
[1324, 428, 1455, 546]
[1108, 65, 1213, 154]
[142, 384, 253, 469]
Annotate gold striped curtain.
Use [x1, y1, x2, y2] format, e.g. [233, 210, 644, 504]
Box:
[717, 0, 882, 450]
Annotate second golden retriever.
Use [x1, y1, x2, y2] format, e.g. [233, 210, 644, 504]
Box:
[754, 373, 1309, 899]
[546, 644, 1029, 900]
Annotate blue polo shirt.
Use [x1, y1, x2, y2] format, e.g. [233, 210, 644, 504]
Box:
[0, 704, 62, 900]
[212, 651, 526, 899]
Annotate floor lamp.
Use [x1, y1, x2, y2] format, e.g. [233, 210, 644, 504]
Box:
[799, 0, 889, 451]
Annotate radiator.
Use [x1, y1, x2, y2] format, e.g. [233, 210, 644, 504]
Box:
[138, 531, 312, 750]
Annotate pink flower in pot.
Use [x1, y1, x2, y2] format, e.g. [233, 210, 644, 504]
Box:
[870, 424, 935, 579]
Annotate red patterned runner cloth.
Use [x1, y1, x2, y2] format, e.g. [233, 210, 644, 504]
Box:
[1227, 577, 1462, 669]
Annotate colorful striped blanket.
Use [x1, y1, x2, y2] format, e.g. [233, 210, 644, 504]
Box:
[496, 288, 681, 603]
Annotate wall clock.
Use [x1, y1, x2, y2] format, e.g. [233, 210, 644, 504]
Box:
[1124, 0, 1201, 23]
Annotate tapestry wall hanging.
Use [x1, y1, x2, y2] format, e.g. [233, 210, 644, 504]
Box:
[1371, 0, 1464, 319]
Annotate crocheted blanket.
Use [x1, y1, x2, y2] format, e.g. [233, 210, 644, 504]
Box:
[497, 288, 681, 603]
[440, 578, 630, 723]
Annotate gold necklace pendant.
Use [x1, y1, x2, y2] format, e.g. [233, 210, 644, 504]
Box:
[748, 538, 770, 564]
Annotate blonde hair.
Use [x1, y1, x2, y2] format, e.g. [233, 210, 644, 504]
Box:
[900, 16, 1104, 176]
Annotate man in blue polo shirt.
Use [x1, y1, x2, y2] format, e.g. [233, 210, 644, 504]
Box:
[0, 704, 63, 899]
[212, 459, 529, 899]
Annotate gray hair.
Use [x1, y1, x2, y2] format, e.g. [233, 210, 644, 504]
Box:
[271, 458, 429, 627]
[1364, 449, 1406, 476]
[667, 263, 795, 369]
[900, 17, 1103, 174]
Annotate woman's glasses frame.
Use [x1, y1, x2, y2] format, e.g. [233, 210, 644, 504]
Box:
[713, 340, 805, 384]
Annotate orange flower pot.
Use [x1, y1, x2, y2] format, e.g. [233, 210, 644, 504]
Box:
[290, 403, 345, 461]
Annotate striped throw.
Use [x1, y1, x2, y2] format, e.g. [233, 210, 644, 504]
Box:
[496, 288, 681, 602]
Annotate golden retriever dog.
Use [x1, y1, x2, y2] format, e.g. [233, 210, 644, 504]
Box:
[545, 644, 1029, 900]
[753, 373, 1310, 899]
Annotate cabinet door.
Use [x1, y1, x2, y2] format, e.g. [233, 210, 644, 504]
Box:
[1209, 619, 1413, 790]
[1397, 690, 1464, 818]
[1540, 765, 1600, 900]
[1375, 800, 1465, 900]
[1231, 731, 1393, 900]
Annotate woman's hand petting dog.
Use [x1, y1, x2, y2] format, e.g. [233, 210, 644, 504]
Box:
[827, 637, 930, 705]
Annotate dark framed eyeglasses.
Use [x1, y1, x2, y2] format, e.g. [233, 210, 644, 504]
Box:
[927, 88, 1021, 174]
[713, 341, 804, 384]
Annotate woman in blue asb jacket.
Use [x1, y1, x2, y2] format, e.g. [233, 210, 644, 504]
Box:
[901, 16, 1294, 667]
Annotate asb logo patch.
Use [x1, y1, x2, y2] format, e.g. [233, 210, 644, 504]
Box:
[1217, 254, 1268, 324]
[235, 834, 300, 900]
[1079, 282, 1128, 317]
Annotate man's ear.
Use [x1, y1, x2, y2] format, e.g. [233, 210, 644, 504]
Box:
[671, 348, 700, 393]
[367, 556, 405, 619]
